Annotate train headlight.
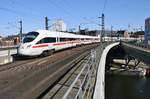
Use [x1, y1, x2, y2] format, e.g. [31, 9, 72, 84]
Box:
[27, 44, 32, 48]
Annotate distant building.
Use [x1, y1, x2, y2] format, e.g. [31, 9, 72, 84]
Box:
[116, 30, 126, 37]
[145, 17, 150, 44]
[78, 29, 115, 37]
[124, 31, 130, 38]
[130, 31, 144, 40]
[88, 30, 100, 36]
[78, 29, 100, 36]
[0, 36, 2, 40]
[53, 20, 67, 32]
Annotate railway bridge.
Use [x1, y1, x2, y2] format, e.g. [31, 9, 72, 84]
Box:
[0, 41, 149, 99]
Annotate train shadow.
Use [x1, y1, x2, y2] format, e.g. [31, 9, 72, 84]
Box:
[12, 54, 39, 61]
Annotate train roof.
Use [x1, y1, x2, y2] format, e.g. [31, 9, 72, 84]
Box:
[35, 30, 99, 39]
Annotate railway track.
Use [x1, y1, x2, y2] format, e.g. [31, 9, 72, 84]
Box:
[40, 53, 90, 99]
[41, 44, 103, 99]
[0, 44, 99, 99]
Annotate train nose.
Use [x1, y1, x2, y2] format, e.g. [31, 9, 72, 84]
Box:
[18, 44, 29, 55]
[19, 44, 31, 49]
[20, 45, 24, 49]
[19, 44, 25, 49]
[18, 47, 30, 56]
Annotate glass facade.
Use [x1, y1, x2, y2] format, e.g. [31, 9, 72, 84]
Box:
[145, 18, 150, 44]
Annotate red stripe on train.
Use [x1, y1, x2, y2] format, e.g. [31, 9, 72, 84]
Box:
[32, 44, 48, 48]
[53, 42, 66, 46]
[53, 42, 80, 46]
[32, 41, 81, 48]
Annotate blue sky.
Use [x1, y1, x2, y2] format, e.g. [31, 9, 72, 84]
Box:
[0, 0, 150, 36]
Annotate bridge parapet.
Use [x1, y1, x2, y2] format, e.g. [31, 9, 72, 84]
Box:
[61, 42, 117, 99]
[93, 42, 119, 99]
[121, 41, 150, 65]
[122, 41, 150, 50]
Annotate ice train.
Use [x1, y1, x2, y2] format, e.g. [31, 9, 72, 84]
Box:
[18, 30, 100, 56]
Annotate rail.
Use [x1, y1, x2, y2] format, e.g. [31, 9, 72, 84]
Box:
[61, 42, 119, 99]
[62, 49, 97, 99]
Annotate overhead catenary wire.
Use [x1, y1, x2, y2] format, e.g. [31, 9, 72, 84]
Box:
[102, 0, 108, 13]
[8, 21, 20, 29]
[0, 7, 26, 17]
[0, 0, 44, 24]
[46, 0, 78, 31]
[0, 0, 45, 32]
[0, 6, 43, 22]
[10, 0, 44, 19]
[46, 4, 74, 24]
[53, 0, 74, 15]
[47, 0, 75, 18]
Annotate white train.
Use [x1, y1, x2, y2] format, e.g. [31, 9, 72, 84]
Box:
[18, 30, 100, 56]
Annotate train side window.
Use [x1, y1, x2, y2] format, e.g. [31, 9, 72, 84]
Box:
[60, 38, 65, 42]
[70, 38, 76, 41]
[36, 39, 43, 44]
[37, 37, 56, 44]
[60, 38, 79, 42]
[60, 38, 69, 42]
[44, 37, 56, 43]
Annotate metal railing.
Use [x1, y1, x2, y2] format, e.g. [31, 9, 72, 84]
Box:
[121, 40, 150, 50]
[62, 49, 97, 99]
[133, 43, 150, 49]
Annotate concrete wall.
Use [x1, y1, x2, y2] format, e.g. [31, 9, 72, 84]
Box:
[0, 49, 17, 57]
[93, 42, 119, 99]
[121, 42, 150, 65]
[0, 49, 17, 65]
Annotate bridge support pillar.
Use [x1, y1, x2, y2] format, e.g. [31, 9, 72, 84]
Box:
[133, 59, 140, 69]
[124, 55, 141, 69]
[124, 55, 132, 69]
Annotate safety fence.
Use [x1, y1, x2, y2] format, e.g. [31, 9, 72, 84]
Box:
[62, 48, 100, 99]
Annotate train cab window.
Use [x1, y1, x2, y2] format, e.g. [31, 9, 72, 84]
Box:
[23, 37, 35, 43]
[23, 32, 39, 43]
[37, 37, 56, 44]
[27, 32, 39, 37]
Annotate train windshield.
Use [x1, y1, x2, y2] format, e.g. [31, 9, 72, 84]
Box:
[23, 32, 39, 43]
